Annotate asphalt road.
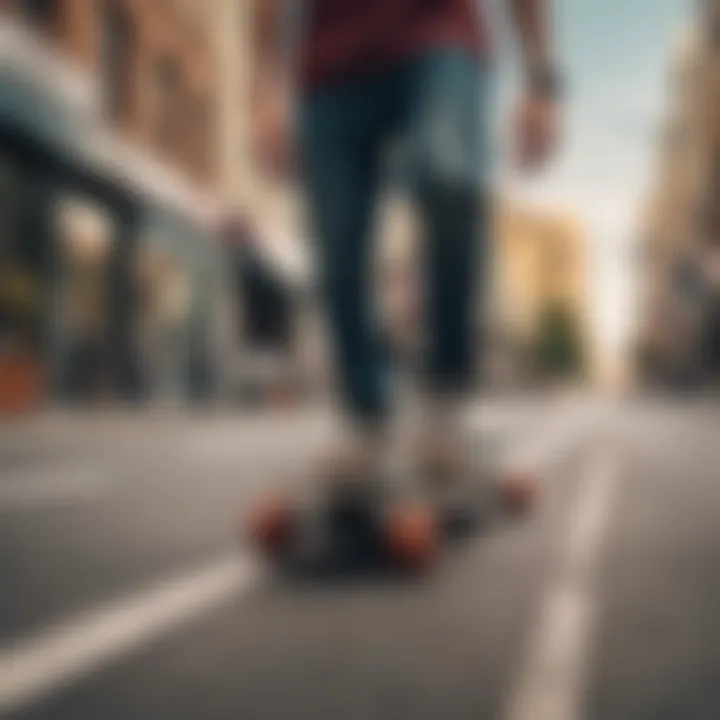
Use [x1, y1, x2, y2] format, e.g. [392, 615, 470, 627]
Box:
[1, 396, 719, 719]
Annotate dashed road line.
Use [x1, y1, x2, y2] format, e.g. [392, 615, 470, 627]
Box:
[506, 452, 620, 720]
[501, 400, 598, 476]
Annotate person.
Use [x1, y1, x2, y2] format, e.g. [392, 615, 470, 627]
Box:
[250, 0, 561, 484]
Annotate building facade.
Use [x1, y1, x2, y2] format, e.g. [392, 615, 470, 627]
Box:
[491, 204, 589, 387]
[636, 2, 720, 387]
[0, 0, 229, 408]
[371, 197, 590, 390]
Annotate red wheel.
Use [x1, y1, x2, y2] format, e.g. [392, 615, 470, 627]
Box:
[245, 494, 295, 553]
[498, 471, 537, 515]
[385, 504, 439, 571]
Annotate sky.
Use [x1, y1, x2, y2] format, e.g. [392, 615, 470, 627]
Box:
[493, 0, 692, 373]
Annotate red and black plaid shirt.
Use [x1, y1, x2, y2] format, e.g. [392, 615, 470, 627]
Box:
[299, 0, 488, 89]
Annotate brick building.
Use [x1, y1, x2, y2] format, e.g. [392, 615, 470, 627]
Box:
[636, 1, 720, 388]
[1, 0, 220, 184]
[0, 0, 230, 407]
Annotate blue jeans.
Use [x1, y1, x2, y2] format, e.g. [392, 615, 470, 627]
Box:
[300, 48, 493, 422]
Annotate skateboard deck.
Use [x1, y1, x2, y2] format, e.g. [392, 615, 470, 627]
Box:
[243, 434, 536, 576]
[245, 477, 439, 575]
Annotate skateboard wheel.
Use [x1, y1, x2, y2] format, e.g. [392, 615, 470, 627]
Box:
[246, 495, 294, 553]
[385, 504, 438, 570]
[498, 472, 536, 515]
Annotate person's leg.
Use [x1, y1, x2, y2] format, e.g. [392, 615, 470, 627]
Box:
[400, 49, 493, 471]
[299, 82, 390, 471]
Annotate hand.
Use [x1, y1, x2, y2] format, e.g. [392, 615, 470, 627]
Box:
[513, 89, 560, 172]
[250, 74, 293, 179]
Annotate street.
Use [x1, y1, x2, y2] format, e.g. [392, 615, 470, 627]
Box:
[1, 397, 720, 719]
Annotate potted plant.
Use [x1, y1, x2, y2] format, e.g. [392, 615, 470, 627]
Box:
[0, 264, 43, 414]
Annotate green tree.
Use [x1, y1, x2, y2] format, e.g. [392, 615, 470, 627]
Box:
[532, 301, 584, 379]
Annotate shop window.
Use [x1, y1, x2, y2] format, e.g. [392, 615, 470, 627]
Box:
[152, 57, 181, 154]
[0, 155, 44, 360]
[712, 10, 720, 49]
[696, 151, 720, 244]
[19, 0, 59, 29]
[100, 2, 134, 123]
[54, 197, 115, 401]
[539, 235, 567, 291]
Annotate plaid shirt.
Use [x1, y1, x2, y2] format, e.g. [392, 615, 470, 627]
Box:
[298, 0, 488, 89]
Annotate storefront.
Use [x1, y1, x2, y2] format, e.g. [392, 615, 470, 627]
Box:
[53, 195, 116, 402]
[136, 209, 222, 403]
[0, 43, 224, 408]
[0, 144, 44, 411]
[0, 125, 146, 407]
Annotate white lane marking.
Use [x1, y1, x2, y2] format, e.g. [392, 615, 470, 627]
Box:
[506, 454, 619, 720]
[502, 402, 597, 476]
[0, 466, 112, 512]
[0, 555, 260, 714]
[0, 403, 597, 712]
[564, 459, 618, 575]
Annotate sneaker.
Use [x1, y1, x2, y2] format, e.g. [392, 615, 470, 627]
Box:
[316, 421, 386, 497]
[414, 422, 468, 482]
[413, 394, 470, 484]
[412, 395, 484, 530]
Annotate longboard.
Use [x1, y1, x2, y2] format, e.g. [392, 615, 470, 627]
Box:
[242, 436, 535, 576]
[244, 478, 439, 575]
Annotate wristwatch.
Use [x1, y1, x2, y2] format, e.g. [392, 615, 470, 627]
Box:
[528, 64, 564, 100]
